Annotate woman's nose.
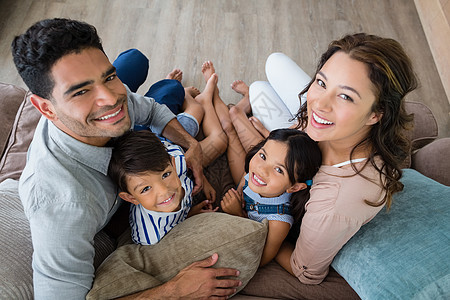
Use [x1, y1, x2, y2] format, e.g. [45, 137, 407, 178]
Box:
[314, 91, 332, 112]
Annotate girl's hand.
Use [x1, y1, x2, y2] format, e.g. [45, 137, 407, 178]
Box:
[188, 200, 219, 217]
[221, 188, 245, 217]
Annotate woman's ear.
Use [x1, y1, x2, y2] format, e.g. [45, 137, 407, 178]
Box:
[30, 94, 58, 121]
[119, 191, 140, 205]
[366, 111, 382, 126]
[286, 182, 307, 194]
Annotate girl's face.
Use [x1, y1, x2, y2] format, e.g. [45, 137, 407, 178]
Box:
[306, 51, 380, 147]
[248, 139, 294, 198]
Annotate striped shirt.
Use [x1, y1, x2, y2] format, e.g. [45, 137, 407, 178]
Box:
[129, 140, 193, 245]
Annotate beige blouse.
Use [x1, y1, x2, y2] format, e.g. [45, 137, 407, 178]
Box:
[290, 159, 386, 284]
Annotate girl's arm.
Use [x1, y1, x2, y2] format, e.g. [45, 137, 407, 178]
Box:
[221, 177, 246, 216]
[259, 220, 291, 266]
[275, 241, 295, 275]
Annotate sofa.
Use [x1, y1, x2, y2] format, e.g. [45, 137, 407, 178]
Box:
[0, 81, 449, 299]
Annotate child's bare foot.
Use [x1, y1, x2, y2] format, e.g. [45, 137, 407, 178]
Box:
[231, 80, 249, 96]
[201, 61, 216, 82]
[185, 86, 200, 98]
[249, 116, 270, 138]
[166, 68, 183, 81]
[195, 73, 218, 104]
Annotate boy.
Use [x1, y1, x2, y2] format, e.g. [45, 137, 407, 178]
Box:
[109, 130, 218, 245]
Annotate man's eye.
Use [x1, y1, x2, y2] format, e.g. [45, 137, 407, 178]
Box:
[73, 90, 87, 97]
[141, 186, 151, 193]
[106, 74, 117, 82]
[162, 172, 171, 179]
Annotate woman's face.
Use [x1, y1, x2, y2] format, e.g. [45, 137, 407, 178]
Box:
[306, 51, 380, 147]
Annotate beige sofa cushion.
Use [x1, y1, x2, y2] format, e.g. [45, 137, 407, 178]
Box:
[87, 213, 268, 300]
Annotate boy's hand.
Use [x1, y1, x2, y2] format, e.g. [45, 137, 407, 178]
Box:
[188, 200, 219, 217]
[202, 175, 216, 202]
[221, 188, 245, 217]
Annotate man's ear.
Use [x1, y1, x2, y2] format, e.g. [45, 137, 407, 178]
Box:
[119, 191, 140, 205]
[286, 182, 307, 194]
[29, 94, 58, 121]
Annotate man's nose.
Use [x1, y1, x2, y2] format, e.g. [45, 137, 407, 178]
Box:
[95, 85, 117, 106]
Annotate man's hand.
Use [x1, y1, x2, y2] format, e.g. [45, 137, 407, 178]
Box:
[166, 253, 241, 299]
[221, 188, 245, 217]
[183, 140, 204, 195]
[202, 175, 216, 201]
[119, 254, 241, 300]
[161, 118, 204, 194]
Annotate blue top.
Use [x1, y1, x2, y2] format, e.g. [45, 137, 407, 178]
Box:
[19, 86, 175, 299]
[130, 140, 193, 245]
[243, 174, 294, 226]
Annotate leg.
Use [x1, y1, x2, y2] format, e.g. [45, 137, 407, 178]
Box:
[231, 80, 251, 115]
[229, 104, 265, 153]
[265, 52, 312, 115]
[113, 49, 149, 93]
[195, 64, 227, 167]
[249, 81, 296, 131]
[145, 79, 185, 115]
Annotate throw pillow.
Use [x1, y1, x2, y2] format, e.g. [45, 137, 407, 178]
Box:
[332, 169, 450, 299]
[87, 212, 268, 299]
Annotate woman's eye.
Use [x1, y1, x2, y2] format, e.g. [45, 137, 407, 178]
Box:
[317, 79, 325, 88]
[141, 186, 151, 193]
[259, 153, 266, 160]
[162, 171, 171, 179]
[339, 94, 353, 102]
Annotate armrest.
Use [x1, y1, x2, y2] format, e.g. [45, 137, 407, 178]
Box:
[411, 138, 450, 186]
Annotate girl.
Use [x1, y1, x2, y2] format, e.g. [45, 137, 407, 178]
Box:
[221, 128, 322, 266]
[229, 33, 418, 287]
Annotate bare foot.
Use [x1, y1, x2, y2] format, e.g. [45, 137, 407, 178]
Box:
[166, 68, 183, 81]
[231, 80, 249, 96]
[195, 73, 218, 105]
[185, 86, 200, 98]
[249, 116, 270, 138]
[201, 61, 216, 82]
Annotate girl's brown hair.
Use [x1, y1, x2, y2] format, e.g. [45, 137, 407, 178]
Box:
[295, 33, 418, 209]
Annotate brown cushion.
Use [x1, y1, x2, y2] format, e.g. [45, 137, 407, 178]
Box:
[0, 92, 41, 183]
[412, 138, 450, 186]
[405, 101, 438, 151]
[0, 83, 27, 157]
[240, 261, 360, 300]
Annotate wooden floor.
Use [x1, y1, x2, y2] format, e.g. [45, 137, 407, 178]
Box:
[0, 0, 448, 137]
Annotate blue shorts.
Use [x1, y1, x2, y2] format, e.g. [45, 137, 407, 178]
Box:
[177, 113, 199, 137]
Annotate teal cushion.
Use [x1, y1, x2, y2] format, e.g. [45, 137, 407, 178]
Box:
[332, 169, 450, 299]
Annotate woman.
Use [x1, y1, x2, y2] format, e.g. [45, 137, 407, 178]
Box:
[229, 33, 417, 284]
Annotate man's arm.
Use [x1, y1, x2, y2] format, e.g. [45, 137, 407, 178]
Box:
[161, 118, 204, 194]
[119, 253, 241, 299]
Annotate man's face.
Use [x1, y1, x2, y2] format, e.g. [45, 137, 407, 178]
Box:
[47, 47, 130, 146]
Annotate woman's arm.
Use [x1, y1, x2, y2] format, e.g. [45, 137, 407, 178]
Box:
[259, 220, 291, 266]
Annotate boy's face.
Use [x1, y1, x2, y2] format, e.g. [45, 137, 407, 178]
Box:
[119, 156, 184, 212]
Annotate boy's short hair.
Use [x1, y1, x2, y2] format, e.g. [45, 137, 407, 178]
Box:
[108, 130, 172, 193]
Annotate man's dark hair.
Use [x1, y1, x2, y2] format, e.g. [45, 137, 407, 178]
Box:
[11, 18, 104, 99]
[108, 130, 172, 193]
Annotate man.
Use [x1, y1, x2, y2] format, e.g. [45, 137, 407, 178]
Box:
[12, 18, 240, 299]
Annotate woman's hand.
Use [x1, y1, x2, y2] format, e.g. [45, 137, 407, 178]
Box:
[221, 188, 245, 217]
